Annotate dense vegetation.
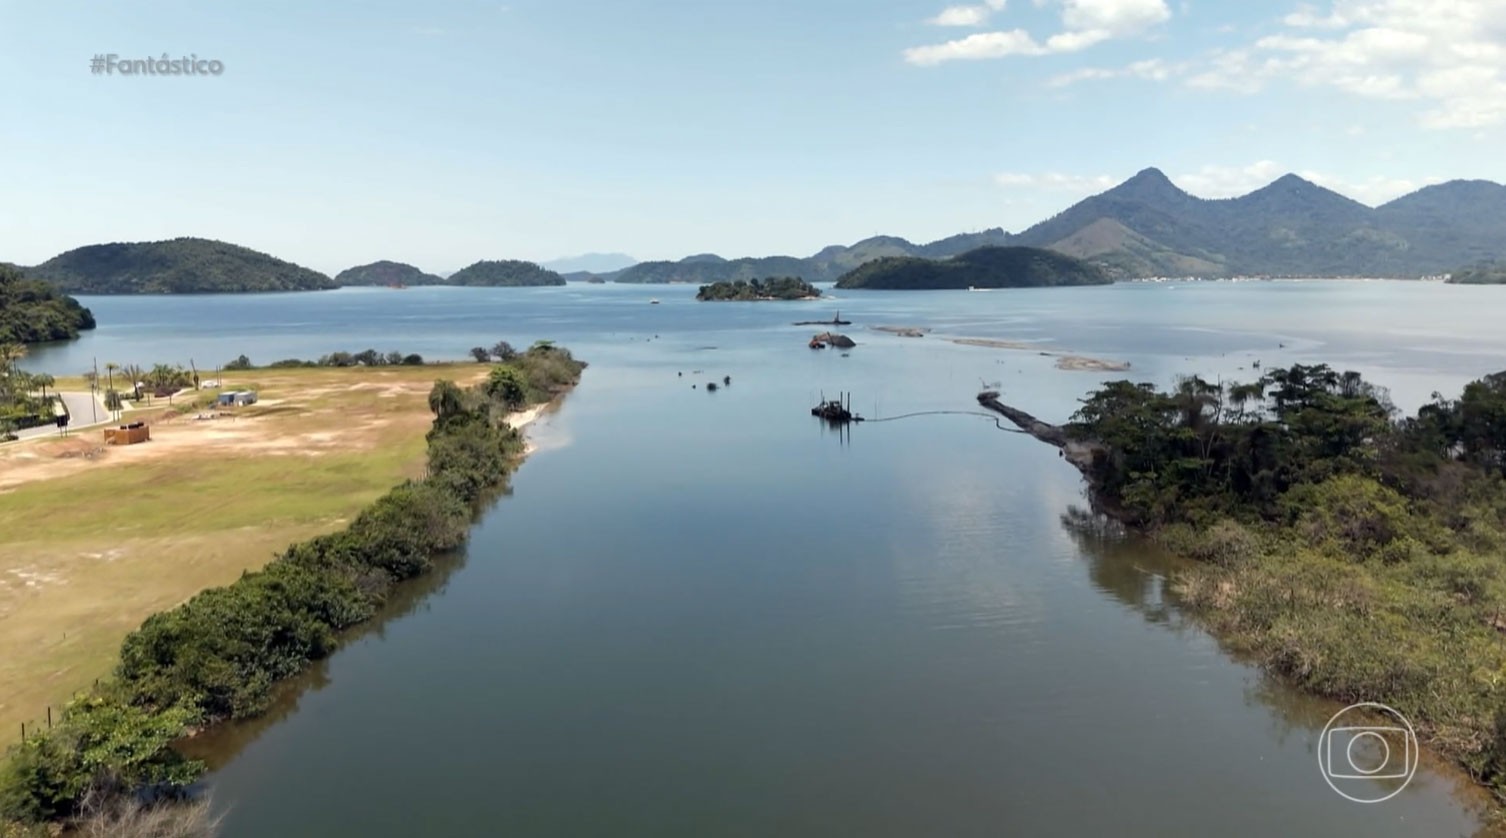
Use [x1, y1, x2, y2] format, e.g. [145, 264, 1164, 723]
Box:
[0, 345, 58, 439]
[0, 266, 96, 344]
[696, 277, 821, 301]
[446, 260, 565, 287]
[26, 238, 336, 294]
[1011, 168, 1506, 278]
[0, 344, 586, 829]
[835, 246, 1110, 290]
[333, 260, 445, 287]
[1450, 261, 1506, 284]
[1064, 364, 1506, 795]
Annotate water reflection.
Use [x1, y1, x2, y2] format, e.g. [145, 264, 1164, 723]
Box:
[1059, 506, 1502, 835]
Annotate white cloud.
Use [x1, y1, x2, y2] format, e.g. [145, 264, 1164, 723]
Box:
[1050, 57, 1181, 86]
[906, 0, 1171, 64]
[1186, 1, 1506, 129]
[929, 0, 1008, 26]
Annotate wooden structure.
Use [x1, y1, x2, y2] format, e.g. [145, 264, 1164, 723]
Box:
[104, 422, 150, 445]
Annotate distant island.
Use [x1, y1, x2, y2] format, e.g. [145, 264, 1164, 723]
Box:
[835, 246, 1110, 290]
[696, 277, 821, 301]
[25, 237, 336, 294]
[335, 260, 445, 287]
[0, 264, 96, 343]
[1449, 261, 1506, 284]
[446, 260, 565, 287]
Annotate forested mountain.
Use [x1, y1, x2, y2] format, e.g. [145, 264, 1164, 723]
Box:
[27, 238, 336, 294]
[446, 260, 565, 287]
[609, 170, 1506, 283]
[1007, 169, 1506, 278]
[335, 260, 445, 286]
[834, 246, 1110, 290]
[612, 231, 1014, 284]
[0, 264, 97, 342]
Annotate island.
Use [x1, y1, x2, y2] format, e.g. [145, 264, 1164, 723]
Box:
[446, 260, 566, 287]
[834, 245, 1110, 290]
[0, 264, 96, 343]
[1449, 260, 1506, 284]
[24, 237, 336, 294]
[335, 260, 445, 287]
[696, 277, 821, 301]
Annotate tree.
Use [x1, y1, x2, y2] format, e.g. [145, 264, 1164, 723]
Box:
[0, 341, 26, 376]
[385, 351, 404, 366]
[104, 363, 120, 414]
[490, 341, 517, 362]
[104, 389, 124, 413]
[34, 372, 55, 400]
[224, 355, 253, 371]
[121, 365, 145, 400]
[485, 366, 527, 409]
[353, 349, 382, 367]
[469, 347, 491, 363]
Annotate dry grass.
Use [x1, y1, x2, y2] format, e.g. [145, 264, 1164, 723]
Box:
[0, 364, 489, 740]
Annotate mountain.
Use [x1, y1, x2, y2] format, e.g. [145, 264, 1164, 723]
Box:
[1010, 169, 1506, 278]
[27, 238, 336, 294]
[542, 252, 638, 274]
[613, 230, 1018, 284]
[335, 260, 446, 287]
[0, 264, 97, 343]
[835, 246, 1110, 290]
[446, 260, 565, 287]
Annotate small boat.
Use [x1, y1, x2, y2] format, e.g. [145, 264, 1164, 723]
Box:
[809, 338, 827, 349]
[649, 298, 660, 305]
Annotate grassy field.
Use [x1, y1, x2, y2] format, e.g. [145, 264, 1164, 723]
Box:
[0, 363, 489, 741]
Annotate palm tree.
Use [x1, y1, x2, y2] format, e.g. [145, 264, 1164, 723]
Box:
[121, 365, 145, 400]
[104, 363, 121, 417]
[34, 373, 55, 400]
[0, 342, 26, 377]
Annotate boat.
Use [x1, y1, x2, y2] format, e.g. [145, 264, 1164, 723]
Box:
[809, 338, 827, 349]
[649, 298, 660, 305]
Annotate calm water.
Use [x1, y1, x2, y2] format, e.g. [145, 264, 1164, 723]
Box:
[29, 282, 1506, 836]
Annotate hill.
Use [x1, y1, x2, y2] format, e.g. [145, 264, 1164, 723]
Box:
[696, 277, 821, 301]
[835, 246, 1110, 290]
[1009, 169, 1506, 278]
[0, 264, 97, 343]
[542, 253, 637, 274]
[446, 260, 565, 287]
[335, 260, 445, 287]
[1449, 261, 1506, 284]
[27, 238, 336, 294]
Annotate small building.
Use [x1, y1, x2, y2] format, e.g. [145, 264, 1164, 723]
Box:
[104, 422, 150, 445]
[216, 390, 257, 407]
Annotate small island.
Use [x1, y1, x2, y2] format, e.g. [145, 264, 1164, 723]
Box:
[335, 260, 445, 287]
[446, 260, 566, 287]
[696, 276, 821, 301]
[834, 245, 1110, 290]
[25, 237, 336, 294]
[0, 265, 96, 343]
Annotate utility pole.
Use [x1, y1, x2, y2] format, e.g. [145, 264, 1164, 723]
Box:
[90, 358, 98, 423]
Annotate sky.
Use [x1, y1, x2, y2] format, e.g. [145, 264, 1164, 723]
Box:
[2, 0, 1504, 274]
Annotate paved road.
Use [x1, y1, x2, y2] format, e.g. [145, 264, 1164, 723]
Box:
[10, 391, 110, 442]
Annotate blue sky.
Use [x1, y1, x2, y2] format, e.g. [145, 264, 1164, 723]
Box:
[2, 0, 1503, 273]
